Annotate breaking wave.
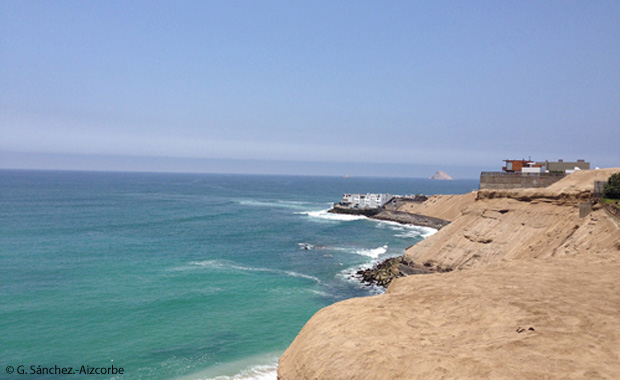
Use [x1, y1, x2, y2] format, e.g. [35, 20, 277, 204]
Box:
[337, 262, 386, 295]
[176, 355, 279, 380]
[376, 220, 437, 238]
[354, 245, 388, 258]
[203, 363, 277, 380]
[297, 209, 368, 222]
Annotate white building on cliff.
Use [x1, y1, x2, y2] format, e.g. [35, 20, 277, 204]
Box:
[340, 193, 392, 209]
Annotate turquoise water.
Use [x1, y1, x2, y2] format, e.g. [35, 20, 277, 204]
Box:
[0, 170, 478, 379]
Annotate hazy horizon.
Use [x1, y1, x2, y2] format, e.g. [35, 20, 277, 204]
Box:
[2, 1, 619, 177]
[0, 151, 487, 179]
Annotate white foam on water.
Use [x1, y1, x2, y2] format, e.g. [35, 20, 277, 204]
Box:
[174, 353, 279, 380]
[376, 220, 438, 239]
[319, 244, 388, 259]
[268, 287, 330, 297]
[186, 260, 322, 284]
[197, 364, 277, 380]
[393, 228, 437, 239]
[282, 270, 322, 283]
[354, 245, 388, 258]
[189, 260, 264, 272]
[211, 364, 277, 380]
[238, 199, 311, 210]
[337, 262, 386, 295]
[296, 209, 368, 222]
[421, 228, 438, 238]
[325, 246, 356, 252]
[307, 288, 330, 297]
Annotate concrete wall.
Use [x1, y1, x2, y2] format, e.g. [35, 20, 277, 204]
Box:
[480, 172, 566, 190]
[536, 161, 590, 172]
[594, 181, 606, 197]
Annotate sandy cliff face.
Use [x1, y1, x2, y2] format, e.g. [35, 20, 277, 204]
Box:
[279, 251, 620, 380]
[404, 169, 620, 270]
[278, 169, 620, 380]
[394, 192, 476, 222]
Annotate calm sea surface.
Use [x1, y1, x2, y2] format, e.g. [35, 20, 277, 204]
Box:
[0, 170, 478, 379]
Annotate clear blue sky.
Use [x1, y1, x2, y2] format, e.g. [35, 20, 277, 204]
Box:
[2, 1, 619, 178]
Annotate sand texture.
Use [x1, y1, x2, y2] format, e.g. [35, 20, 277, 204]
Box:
[278, 169, 620, 380]
[405, 168, 620, 270]
[392, 192, 477, 222]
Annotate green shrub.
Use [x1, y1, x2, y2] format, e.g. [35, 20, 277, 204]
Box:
[604, 173, 620, 199]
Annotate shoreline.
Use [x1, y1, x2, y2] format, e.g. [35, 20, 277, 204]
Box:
[328, 204, 451, 230]
[330, 195, 462, 288]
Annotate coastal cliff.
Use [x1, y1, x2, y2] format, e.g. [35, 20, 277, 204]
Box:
[278, 168, 620, 379]
[404, 169, 619, 270]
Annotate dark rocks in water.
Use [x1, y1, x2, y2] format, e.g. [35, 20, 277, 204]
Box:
[355, 256, 453, 288]
[329, 205, 380, 217]
[356, 257, 408, 288]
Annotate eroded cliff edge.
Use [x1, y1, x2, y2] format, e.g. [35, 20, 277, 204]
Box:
[278, 169, 620, 380]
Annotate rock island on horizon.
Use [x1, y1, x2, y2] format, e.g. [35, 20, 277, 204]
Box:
[429, 170, 453, 180]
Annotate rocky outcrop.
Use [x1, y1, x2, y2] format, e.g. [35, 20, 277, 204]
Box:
[353, 256, 448, 288]
[278, 168, 620, 380]
[357, 256, 456, 288]
[328, 204, 380, 217]
[329, 200, 452, 230]
[372, 210, 450, 230]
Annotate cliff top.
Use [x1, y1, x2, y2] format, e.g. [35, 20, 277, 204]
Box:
[479, 168, 620, 201]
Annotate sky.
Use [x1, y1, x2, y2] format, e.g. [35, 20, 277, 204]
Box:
[1, 1, 619, 178]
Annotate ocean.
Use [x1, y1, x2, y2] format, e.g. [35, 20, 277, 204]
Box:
[0, 170, 478, 380]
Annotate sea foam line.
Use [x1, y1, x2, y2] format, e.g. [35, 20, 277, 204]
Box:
[175, 354, 279, 380]
[324, 244, 389, 259]
[298, 208, 438, 238]
[238, 199, 313, 210]
[376, 220, 438, 238]
[207, 364, 277, 380]
[296, 209, 368, 222]
[186, 260, 322, 284]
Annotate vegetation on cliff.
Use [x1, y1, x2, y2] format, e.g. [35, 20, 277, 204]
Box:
[604, 172, 620, 199]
